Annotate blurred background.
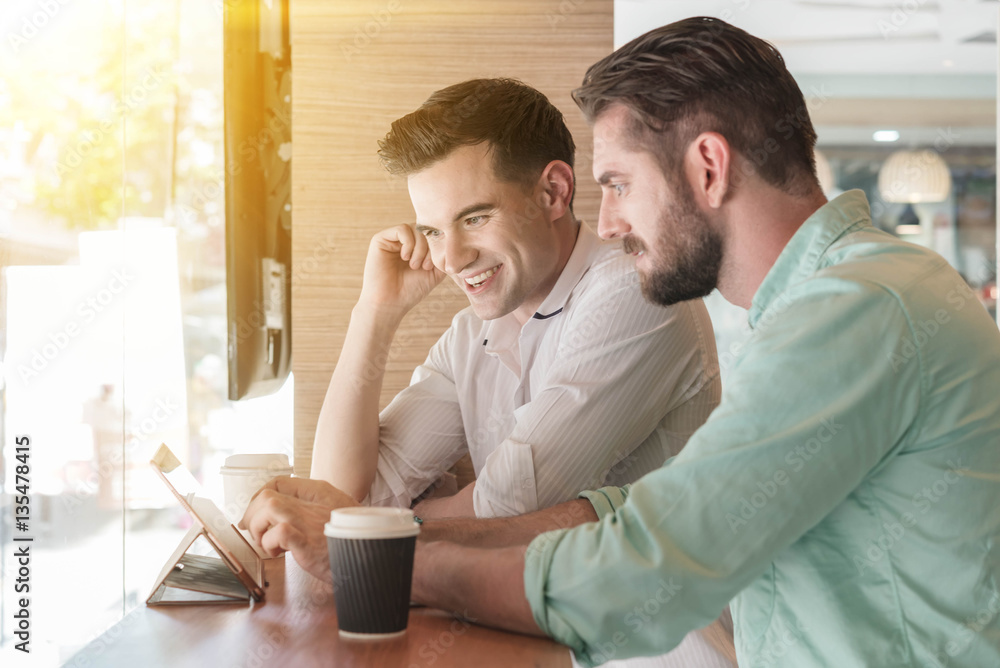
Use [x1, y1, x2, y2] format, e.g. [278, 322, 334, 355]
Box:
[0, 1, 292, 664]
[616, 0, 997, 374]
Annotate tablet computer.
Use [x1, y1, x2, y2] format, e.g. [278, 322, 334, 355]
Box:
[149, 444, 265, 603]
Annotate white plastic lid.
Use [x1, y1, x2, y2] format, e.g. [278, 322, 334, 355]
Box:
[324, 507, 420, 540]
[219, 466, 293, 476]
[222, 453, 291, 470]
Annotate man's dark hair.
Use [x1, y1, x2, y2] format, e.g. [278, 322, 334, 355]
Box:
[378, 78, 575, 193]
[572, 17, 819, 194]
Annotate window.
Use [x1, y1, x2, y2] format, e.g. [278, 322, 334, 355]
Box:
[0, 1, 292, 661]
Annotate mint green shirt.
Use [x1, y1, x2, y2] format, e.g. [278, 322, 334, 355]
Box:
[524, 191, 1000, 667]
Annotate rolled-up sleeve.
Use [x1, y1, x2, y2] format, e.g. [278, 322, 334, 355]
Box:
[473, 274, 717, 518]
[524, 283, 922, 666]
[366, 324, 469, 508]
[579, 484, 632, 520]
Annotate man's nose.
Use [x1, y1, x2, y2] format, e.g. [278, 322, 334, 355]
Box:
[442, 231, 477, 275]
[597, 195, 628, 240]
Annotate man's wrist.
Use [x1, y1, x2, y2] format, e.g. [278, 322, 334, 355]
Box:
[352, 299, 403, 322]
[350, 302, 406, 339]
[411, 539, 444, 605]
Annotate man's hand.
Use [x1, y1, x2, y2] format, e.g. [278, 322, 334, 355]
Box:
[360, 224, 446, 316]
[238, 477, 360, 583]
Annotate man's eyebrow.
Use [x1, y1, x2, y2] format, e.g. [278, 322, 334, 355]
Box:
[596, 171, 622, 186]
[453, 202, 494, 222]
[415, 223, 438, 234]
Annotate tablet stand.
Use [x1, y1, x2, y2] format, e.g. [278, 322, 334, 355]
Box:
[147, 525, 260, 605]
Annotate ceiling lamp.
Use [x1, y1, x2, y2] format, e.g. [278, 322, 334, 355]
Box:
[877, 149, 952, 204]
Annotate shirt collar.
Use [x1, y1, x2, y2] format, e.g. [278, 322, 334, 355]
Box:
[532, 221, 602, 320]
[747, 189, 873, 329]
[483, 221, 602, 352]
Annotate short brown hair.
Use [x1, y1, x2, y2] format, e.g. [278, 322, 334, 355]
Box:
[572, 17, 818, 194]
[378, 78, 575, 192]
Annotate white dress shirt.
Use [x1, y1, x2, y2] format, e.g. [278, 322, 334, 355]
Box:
[365, 222, 721, 518]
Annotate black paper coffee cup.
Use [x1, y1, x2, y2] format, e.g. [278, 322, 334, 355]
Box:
[325, 507, 420, 638]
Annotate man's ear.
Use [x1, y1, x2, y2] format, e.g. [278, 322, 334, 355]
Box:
[686, 132, 731, 209]
[537, 160, 575, 221]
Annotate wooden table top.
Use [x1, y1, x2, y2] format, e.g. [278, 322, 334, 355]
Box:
[66, 554, 572, 668]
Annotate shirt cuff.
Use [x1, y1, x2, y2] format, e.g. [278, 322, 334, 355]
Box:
[523, 528, 590, 657]
[473, 440, 537, 518]
[365, 453, 413, 508]
[579, 484, 631, 519]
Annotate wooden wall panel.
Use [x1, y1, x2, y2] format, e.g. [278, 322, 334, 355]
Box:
[291, 0, 613, 475]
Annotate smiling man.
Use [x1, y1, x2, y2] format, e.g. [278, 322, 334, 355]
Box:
[308, 78, 720, 524]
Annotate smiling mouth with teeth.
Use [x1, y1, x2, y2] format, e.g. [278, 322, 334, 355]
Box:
[465, 265, 501, 289]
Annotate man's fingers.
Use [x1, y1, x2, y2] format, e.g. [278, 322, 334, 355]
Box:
[243, 489, 290, 542]
[257, 510, 333, 584]
[253, 476, 284, 498]
[239, 482, 287, 531]
[240, 478, 358, 538]
[410, 227, 431, 270]
[264, 475, 309, 499]
[252, 476, 328, 503]
[374, 225, 438, 272]
[259, 521, 301, 558]
[372, 225, 411, 257]
[370, 224, 442, 283]
[395, 224, 416, 262]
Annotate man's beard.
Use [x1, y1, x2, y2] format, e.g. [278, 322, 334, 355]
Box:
[624, 183, 723, 307]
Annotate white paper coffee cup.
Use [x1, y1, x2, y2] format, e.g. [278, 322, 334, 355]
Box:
[220, 453, 293, 523]
[325, 507, 420, 638]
